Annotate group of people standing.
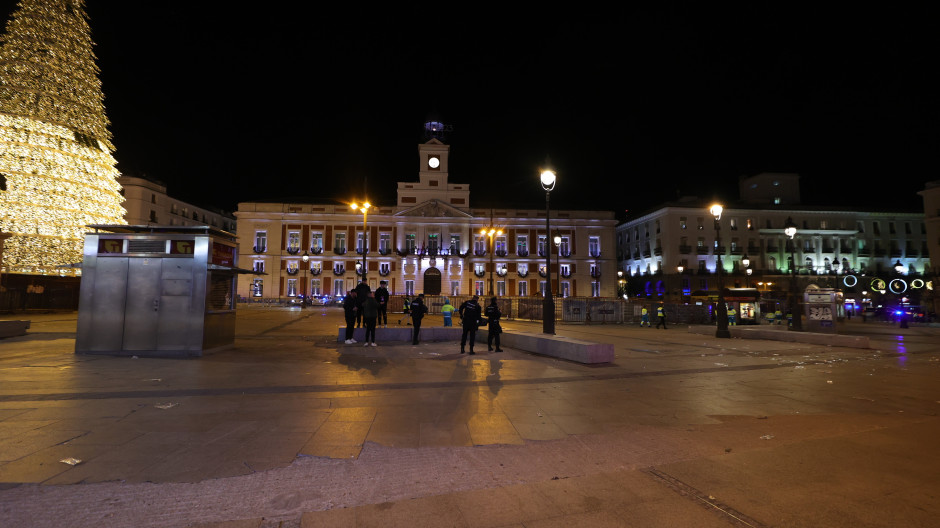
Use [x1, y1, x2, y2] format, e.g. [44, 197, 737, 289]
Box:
[342, 279, 391, 346]
[342, 289, 504, 353]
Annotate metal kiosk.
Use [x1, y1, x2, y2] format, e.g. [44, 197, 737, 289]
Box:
[76, 225, 241, 357]
[803, 287, 844, 334]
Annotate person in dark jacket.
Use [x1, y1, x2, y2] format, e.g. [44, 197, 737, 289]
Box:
[361, 292, 379, 346]
[459, 295, 484, 354]
[410, 293, 428, 345]
[374, 280, 390, 328]
[343, 290, 358, 344]
[354, 280, 371, 328]
[483, 297, 503, 352]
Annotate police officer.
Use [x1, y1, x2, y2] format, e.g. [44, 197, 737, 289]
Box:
[410, 294, 428, 345]
[374, 280, 390, 328]
[483, 297, 503, 352]
[655, 303, 667, 329]
[459, 295, 484, 354]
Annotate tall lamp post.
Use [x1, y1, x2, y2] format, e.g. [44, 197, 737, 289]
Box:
[350, 201, 371, 284]
[741, 253, 750, 288]
[554, 232, 562, 297]
[894, 259, 909, 328]
[710, 203, 730, 338]
[481, 226, 503, 296]
[784, 216, 803, 331]
[677, 263, 685, 302]
[301, 250, 309, 308]
[540, 169, 556, 335]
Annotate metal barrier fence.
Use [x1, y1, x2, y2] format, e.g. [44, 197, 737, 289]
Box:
[237, 294, 718, 327]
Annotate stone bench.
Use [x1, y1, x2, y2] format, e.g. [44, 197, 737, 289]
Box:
[478, 328, 615, 364]
[687, 325, 871, 348]
[338, 326, 463, 343]
[338, 326, 615, 364]
[0, 320, 30, 339]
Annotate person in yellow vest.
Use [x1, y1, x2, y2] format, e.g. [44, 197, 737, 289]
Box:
[767, 310, 775, 325]
[727, 306, 736, 325]
[775, 309, 783, 325]
[640, 307, 651, 327]
[655, 304, 667, 329]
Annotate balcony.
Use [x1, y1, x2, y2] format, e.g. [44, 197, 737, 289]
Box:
[873, 249, 887, 257]
[890, 249, 902, 258]
[766, 244, 778, 252]
[696, 246, 709, 255]
[678, 245, 691, 254]
[653, 247, 662, 256]
[332, 247, 347, 255]
[906, 249, 919, 257]
[857, 249, 870, 257]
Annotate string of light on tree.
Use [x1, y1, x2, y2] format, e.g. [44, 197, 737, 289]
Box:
[0, 0, 126, 277]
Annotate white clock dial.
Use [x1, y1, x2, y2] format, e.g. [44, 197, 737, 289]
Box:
[428, 156, 440, 169]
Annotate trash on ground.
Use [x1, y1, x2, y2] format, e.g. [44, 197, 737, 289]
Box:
[826, 380, 833, 384]
[760, 434, 775, 440]
[60, 458, 82, 466]
[155, 403, 179, 409]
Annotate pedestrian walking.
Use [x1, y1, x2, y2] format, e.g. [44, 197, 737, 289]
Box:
[459, 295, 484, 354]
[342, 290, 358, 344]
[410, 294, 428, 345]
[655, 303, 667, 329]
[374, 280, 390, 327]
[775, 309, 783, 325]
[354, 280, 371, 328]
[441, 298, 456, 327]
[640, 306, 651, 327]
[361, 291, 379, 346]
[728, 306, 736, 326]
[483, 296, 503, 352]
[398, 296, 412, 325]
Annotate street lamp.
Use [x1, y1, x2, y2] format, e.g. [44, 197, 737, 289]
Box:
[741, 253, 750, 288]
[784, 216, 803, 331]
[710, 203, 730, 338]
[540, 168, 556, 335]
[554, 232, 562, 297]
[301, 250, 309, 308]
[617, 269, 625, 299]
[481, 225, 503, 295]
[350, 201, 371, 283]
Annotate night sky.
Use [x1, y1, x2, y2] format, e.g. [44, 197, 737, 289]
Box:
[2, 3, 937, 221]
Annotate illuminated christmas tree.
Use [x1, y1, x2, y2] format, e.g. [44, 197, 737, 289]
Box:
[0, 0, 125, 277]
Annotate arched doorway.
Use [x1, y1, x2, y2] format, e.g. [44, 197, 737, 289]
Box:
[424, 267, 441, 295]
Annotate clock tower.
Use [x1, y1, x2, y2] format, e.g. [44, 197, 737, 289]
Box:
[397, 119, 470, 210]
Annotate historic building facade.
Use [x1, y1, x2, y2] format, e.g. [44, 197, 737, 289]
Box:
[616, 173, 932, 313]
[118, 175, 237, 233]
[235, 124, 617, 302]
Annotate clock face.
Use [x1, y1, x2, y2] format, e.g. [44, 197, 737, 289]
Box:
[428, 156, 440, 169]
